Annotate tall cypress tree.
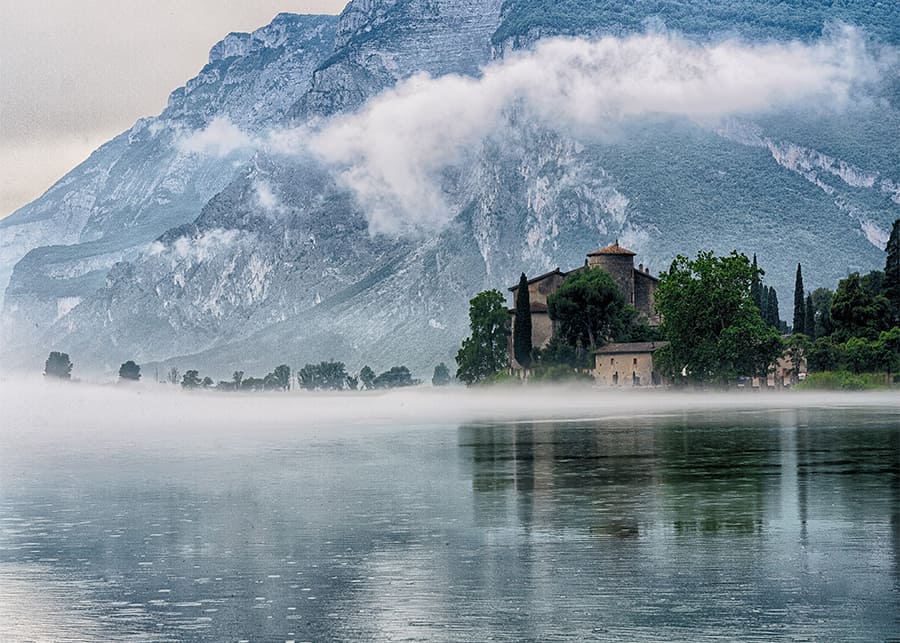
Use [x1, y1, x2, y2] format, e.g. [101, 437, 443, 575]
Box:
[751, 254, 762, 311]
[760, 284, 769, 323]
[767, 287, 781, 329]
[792, 263, 805, 334]
[804, 293, 816, 340]
[513, 273, 533, 369]
[885, 218, 900, 322]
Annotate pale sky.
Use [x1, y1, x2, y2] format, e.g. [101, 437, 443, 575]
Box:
[0, 0, 348, 219]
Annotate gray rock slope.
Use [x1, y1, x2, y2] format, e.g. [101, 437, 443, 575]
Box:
[0, 14, 338, 354]
[2, 0, 899, 378]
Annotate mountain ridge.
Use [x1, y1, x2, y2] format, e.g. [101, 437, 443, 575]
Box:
[2, 1, 898, 378]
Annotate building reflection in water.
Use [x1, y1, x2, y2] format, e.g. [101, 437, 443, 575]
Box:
[460, 409, 900, 549]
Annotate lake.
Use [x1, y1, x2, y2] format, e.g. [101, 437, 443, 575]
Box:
[1, 387, 898, 641]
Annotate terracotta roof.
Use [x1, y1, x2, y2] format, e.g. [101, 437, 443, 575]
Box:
[509, 268, 569, 291]
[587, 241, 636, 257]
[593, 341, 669, 355]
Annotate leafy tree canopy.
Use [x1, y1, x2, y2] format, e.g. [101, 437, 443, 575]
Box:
[359, 366, 376, 390]
[373, 366, 419, 389]
[456, 289, 510, 385]
[181, 370, 202, 389]
[547, 268, 626, 349]
[830, 271, 892, 341]
[432, 362, 452, 387]
[297, 361, 348, 391]
[654, 251, 783, 384]
[118, 360, 141, 381]
[44, 351, 73, 380]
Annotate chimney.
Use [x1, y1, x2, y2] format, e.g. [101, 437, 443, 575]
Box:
[638, 263, 643, 272]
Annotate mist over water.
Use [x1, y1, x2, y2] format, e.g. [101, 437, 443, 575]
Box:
[1, 382, 898, 640]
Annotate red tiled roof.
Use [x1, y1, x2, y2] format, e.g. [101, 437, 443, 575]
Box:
[587, 241, 636, 257]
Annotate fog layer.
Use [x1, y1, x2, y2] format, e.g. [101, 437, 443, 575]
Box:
[2, 380, 897, 446]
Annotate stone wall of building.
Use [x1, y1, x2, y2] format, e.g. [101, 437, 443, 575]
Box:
[593, 343, 667, 386]
[509, 310, 556, 369]
[588, 254, 635, 305]
[526, 272, 568, 306]
[633, 270, 660, 325]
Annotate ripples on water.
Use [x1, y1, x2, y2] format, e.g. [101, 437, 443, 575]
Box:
[1, 405, 898, 641]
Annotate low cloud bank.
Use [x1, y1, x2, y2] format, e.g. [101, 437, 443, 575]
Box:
[309, 28, 878, 236]
[181, 27, 881, 238]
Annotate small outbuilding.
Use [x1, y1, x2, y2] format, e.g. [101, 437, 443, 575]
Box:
[593, 341, 668, 387]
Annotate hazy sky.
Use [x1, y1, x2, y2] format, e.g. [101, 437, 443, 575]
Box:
[0, 0, 348, 219]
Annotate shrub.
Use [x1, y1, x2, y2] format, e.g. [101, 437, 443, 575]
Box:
[794, 371, 891, 391]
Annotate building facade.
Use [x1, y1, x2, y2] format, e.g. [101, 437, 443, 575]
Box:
[508, 242, 660, 368]
[592, 341, 668, 387]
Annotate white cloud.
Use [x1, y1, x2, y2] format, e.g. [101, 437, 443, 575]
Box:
[302, 28, 879, 237]
[149, 228, 242, 265]
[254, 179, 283, 213]
[179, 117, 256, 157]
[169, 28, 882, 240]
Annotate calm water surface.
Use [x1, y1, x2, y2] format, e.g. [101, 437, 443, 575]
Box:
[1, 406, 898, 641]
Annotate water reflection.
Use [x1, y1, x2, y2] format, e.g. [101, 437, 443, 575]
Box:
[460, 409, 900, 639]
[1, 407, 898, 640]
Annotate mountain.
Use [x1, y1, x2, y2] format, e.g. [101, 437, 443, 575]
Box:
[2, 0, 899, 378]
[0, 13, 338, 356]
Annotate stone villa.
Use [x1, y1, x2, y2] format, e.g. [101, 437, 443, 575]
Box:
[593, 341, 668, 387]
[508, 242, 662, 375]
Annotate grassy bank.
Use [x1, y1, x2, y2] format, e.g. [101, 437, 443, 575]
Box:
[795, 371, 896, 391]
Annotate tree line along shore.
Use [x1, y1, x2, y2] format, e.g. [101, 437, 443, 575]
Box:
[41, 219, 898, 392]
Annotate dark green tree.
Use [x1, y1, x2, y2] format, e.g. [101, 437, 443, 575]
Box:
[766, 286, 781, 329]
[166, 367, 180, 385]
[513, 273, 533, 368]
[792, 263, 805, 334]
[547, 269, 625, 349]
[804, 293, 816, 340]
[432, 362, 451, 386]
[359, 365, 376, 390]
[811, 288, 834, 338]
[750, 254, 762, 312]
[181, 370, 202, 389]
[118, 360, 141, 381]
[877, 326, 900, 373]
[44, 351, 73, 379]
[886, 218, 900, 321]
[232, 370, 244, 389]
[456, 289, 510, 385]
[539, 336, 588, 369]
[346, 375, 359, 391]
[241, 376, 265, 391]
[297, 361, 348, 391]
[272, 364, 291, 391]
[201, 377, 214, 388]
[653, 251, 783, 384]
[807, 336, 840, 372]
[374, 366, 419, 389]
[831, 272, 892, 340]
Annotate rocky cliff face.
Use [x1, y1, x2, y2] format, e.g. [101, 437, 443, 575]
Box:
[291, 0, 504, 118]
[2, 1, 899, 377]
[0, 14, 338, 354]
